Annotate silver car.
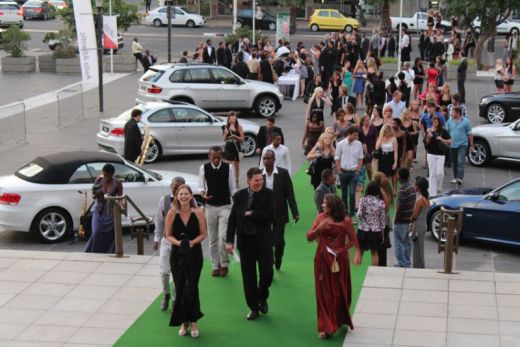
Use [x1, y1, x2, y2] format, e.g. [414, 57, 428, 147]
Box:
[468, 119, 520, 167]
[136, 63, 284, 118]
[96, 101, 259, 163]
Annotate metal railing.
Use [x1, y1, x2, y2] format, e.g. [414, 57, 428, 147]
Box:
[0, 102, 27, 147]
[57, 83, 84, 128]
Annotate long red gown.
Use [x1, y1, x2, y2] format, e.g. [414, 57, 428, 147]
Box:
[306, 213, 359, 334]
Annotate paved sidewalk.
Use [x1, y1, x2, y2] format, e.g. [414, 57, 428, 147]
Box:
[345, 266, 520, 347]
[0, 249, 161, 346]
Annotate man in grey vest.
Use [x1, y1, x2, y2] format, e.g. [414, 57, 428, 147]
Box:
[199, 146, 236, 277]
[153, 176, 185, 311]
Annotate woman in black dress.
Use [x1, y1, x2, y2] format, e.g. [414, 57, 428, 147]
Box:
[166, 184, 207, 338]
[374, 124, 398, 181]
[412, 57, 424, 100]
[223, 111, 244, 187]
[329, 71, 342, 115]
[306, 132, 335, 190]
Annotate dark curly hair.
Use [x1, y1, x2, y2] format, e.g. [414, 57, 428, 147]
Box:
[323, 194, 346, 222]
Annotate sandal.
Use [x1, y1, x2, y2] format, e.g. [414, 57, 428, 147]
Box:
[318, 332, 330, 339]
[190, 323, 199, 338]
[178, 323, 187, 336]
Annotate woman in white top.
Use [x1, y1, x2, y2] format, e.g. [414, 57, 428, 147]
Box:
[495, 59, 505, 93]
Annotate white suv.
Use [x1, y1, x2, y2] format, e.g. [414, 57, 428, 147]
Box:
[0, 2, 23, 28]
[136, 63, 284, 118]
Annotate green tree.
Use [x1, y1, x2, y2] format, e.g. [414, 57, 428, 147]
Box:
[446, 0, 520, 68]
[1, 26, 31, 57]
[371, 0, 394, 33]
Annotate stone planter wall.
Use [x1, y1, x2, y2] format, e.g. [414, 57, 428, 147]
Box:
[103, 54, 137, 73]
[56, 57, 81, 75]
[1, 56, 36, 73]
[38, 53, 56, 73]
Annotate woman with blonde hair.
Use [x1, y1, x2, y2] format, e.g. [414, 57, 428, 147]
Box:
[374, 124, 398, 180]
[366, 57, 378, 74]
[401, 110, 417, 169]
[307, 132, 336, 189]
[495, 58, 505, 93]
[352, 59, 367, 107]
[306, 86, 332, 123]
[439, 84, 452, 107]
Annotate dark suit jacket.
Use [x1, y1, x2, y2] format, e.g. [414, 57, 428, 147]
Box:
[256, 125, 284, 150]
[227, 188, 274, 252]
[263, 167, 298, 224]
[123, 118, 142, 162]
[216, 47, 226, 66]
[203, 46, 216, 64]
[141, 54, 157, 72]
[336, 95, 357, 110]
[179, 56, 188, 63]
[457, 59, 468, 80]
[231, 62, 249, 79]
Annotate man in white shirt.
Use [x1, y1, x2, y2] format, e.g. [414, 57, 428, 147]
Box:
[259, 132, 292, 174]
[198, 146, 236, 277]
[400, 28, 411, 63]
[384, 90, 407, 118]
[334, 127, 364, 217]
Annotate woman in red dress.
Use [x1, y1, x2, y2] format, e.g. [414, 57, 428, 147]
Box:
[307, 193, 361, 339]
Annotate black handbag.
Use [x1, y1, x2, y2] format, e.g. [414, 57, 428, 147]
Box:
[372, 148, 382, 160]
[79, 202, 95, 240]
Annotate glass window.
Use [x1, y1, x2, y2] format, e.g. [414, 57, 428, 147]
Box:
[171, 108, 211, 123]
[212, 68, 238, 84]
[148, 108, 172, 123]
[318, 10, 329, 17]
[86, 163, 145, 183]
[68, 165, 94, 184]
[330, 11, 341, 18]
[159, 7, 166, 13]
[183, 68, 212, 83]
[169, 69, 184, 83]
[498, 182, 520, 202]
[174, 8, 184, 15]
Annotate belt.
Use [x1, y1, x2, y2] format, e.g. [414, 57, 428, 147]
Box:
[341, 169, 357, 173]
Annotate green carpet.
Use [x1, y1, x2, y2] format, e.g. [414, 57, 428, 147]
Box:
[115, 167, 371, 347]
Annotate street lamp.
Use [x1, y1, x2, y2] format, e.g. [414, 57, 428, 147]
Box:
[96, 0, 104, 112]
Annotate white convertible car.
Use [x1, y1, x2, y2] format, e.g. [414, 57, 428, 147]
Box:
[0, 151, 200, 243]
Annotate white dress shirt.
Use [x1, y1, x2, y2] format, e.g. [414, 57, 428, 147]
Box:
[401, 34, 410, 48]
[198, 162, 236, 196]
[262, 166, 278, 190]
[334, 139, 364, 171]
[259, 144, 292, 174]
[384, 100, 407, 118]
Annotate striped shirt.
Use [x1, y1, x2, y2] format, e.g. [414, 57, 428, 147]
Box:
[395, 181, 416, 224]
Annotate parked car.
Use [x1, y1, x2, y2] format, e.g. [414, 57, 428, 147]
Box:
[146, 6, 205, 28]
[468, 118, 520, 167]
[97, 101, 260, 163]
[236, 8, 276, 31]
[427, 178, 520, 247]
[0, 151, 201, 243]
[479, 91, 520, 124]
[473, 17, 520, 35]
[308, 9, 360, 32]
[390, 11, 452, 33]
[136, 62, 284, 118]
[0, 1, 23, 28]
[49, 0, 65, 10]
[21, 0, 56, 20]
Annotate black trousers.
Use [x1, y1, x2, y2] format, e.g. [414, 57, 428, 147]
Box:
[273, 221, 286, 267]
[240, 235, 274, 311]
[457, 78, 466, 103]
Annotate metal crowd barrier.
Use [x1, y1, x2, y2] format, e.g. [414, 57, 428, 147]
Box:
[0, 102, 27, 147]
[57, 83, 84, 128]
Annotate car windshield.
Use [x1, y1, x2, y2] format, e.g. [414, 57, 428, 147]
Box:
[124, 161, 162, 181]
[142, 68, 164, 83]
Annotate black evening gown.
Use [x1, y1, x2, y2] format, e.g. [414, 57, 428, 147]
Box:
[169, 211, 204, 326]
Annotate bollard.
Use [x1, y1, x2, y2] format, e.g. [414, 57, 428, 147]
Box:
[113, 200, 124, 258]
[443, 217, 456, 274]
[438, 207, 463, 274]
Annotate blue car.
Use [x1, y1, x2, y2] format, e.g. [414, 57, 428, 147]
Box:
[427, 179, 520, 247]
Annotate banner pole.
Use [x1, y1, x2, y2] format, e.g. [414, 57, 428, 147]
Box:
[110, 0, 113, 74]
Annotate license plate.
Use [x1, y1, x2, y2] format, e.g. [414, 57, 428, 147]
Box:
[102, 126, 109, 132]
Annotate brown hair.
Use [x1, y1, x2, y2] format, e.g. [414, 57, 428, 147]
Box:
[174, 184, 196, 209]
[323, 194, 346, 222]
[372, 172, 394, 205]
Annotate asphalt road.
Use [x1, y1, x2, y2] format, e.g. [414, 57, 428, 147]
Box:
[1, 18, 519, 274]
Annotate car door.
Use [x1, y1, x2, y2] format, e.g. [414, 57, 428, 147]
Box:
[240, 9, 252, 28]
[211, 67, 250, 109]
[173, 7, 186, 25]
[157, 6, 168, 23]
[417, 12, 427, 31]
[465, 180, 520, 245]
[317, 10, 330, 29]
[496, 120, 520, 159]
[504, 92, 520, 120]
[171, 107, 222, 152]
[145, 107, 178, 155]
[329, 11, 343, 30]
[182, 67, 216, 109]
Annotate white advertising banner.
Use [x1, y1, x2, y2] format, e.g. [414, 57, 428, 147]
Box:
[103, 15, 118, 49]
[73, 0, 98, 84]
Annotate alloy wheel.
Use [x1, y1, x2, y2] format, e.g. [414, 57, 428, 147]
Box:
[430, 211, 447, 243]
[39, 212, 67, 241]
[241, 135, 256, 157]
[487, 104, 505, 124]
[468, 142, 489, 167]
[145, 142, 160, 163]
[257, 97, 276, 117]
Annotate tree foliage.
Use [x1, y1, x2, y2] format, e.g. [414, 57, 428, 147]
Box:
[1, 26, 31, 57]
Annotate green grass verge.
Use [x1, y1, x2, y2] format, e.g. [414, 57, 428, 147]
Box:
[115, 167, 370, 347]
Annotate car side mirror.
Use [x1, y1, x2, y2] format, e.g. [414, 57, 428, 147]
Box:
[235, 78, 243, 84]
[137, 173, 146, 182]
[488, 192, 500, 201]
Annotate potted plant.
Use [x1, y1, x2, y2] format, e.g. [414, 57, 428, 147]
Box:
[51, 29, 81, 74]
[39, 32, 59, 72]
[0, 26, 35, 73]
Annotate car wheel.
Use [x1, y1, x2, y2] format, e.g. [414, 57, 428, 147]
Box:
[428, 209, 446, 242]
[344, 25, 353, 33]
[153, 19, 162, 27]
[310, 24, 319, 32]
[241, 133, 257, 157]
[486, 103, 506, 124]
[145, 141, 161, 163]
[31, 207, 72, 243]
[468, 140, 491, 167]
[255, 95, 277, 118]
[186, 20, 195, 28]
[268, 22, 276, 31]
[511, 27, 520, 36]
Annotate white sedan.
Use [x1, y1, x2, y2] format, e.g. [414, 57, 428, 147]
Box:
[473, 17, 520, 35]
[146, 6, 205, 28]
[0, 151, 200, 243]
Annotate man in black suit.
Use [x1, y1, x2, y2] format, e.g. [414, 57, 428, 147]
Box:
[336, 85, 357, 111]
[231, 56, 249, 79]
[224, 42, 233, 69]
[203, 39, 216, 64]
[227, 167, 274, 321]
[216, 42, 226, 66]
[457, 54, 468, 103]
[261, 150, 298, 271]
[255, 117, 284, 155]
[140, 49, 157, 72]
[123, 109, 143, 162]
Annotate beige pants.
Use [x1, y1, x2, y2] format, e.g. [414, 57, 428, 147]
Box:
[206, 204, 231, 270]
